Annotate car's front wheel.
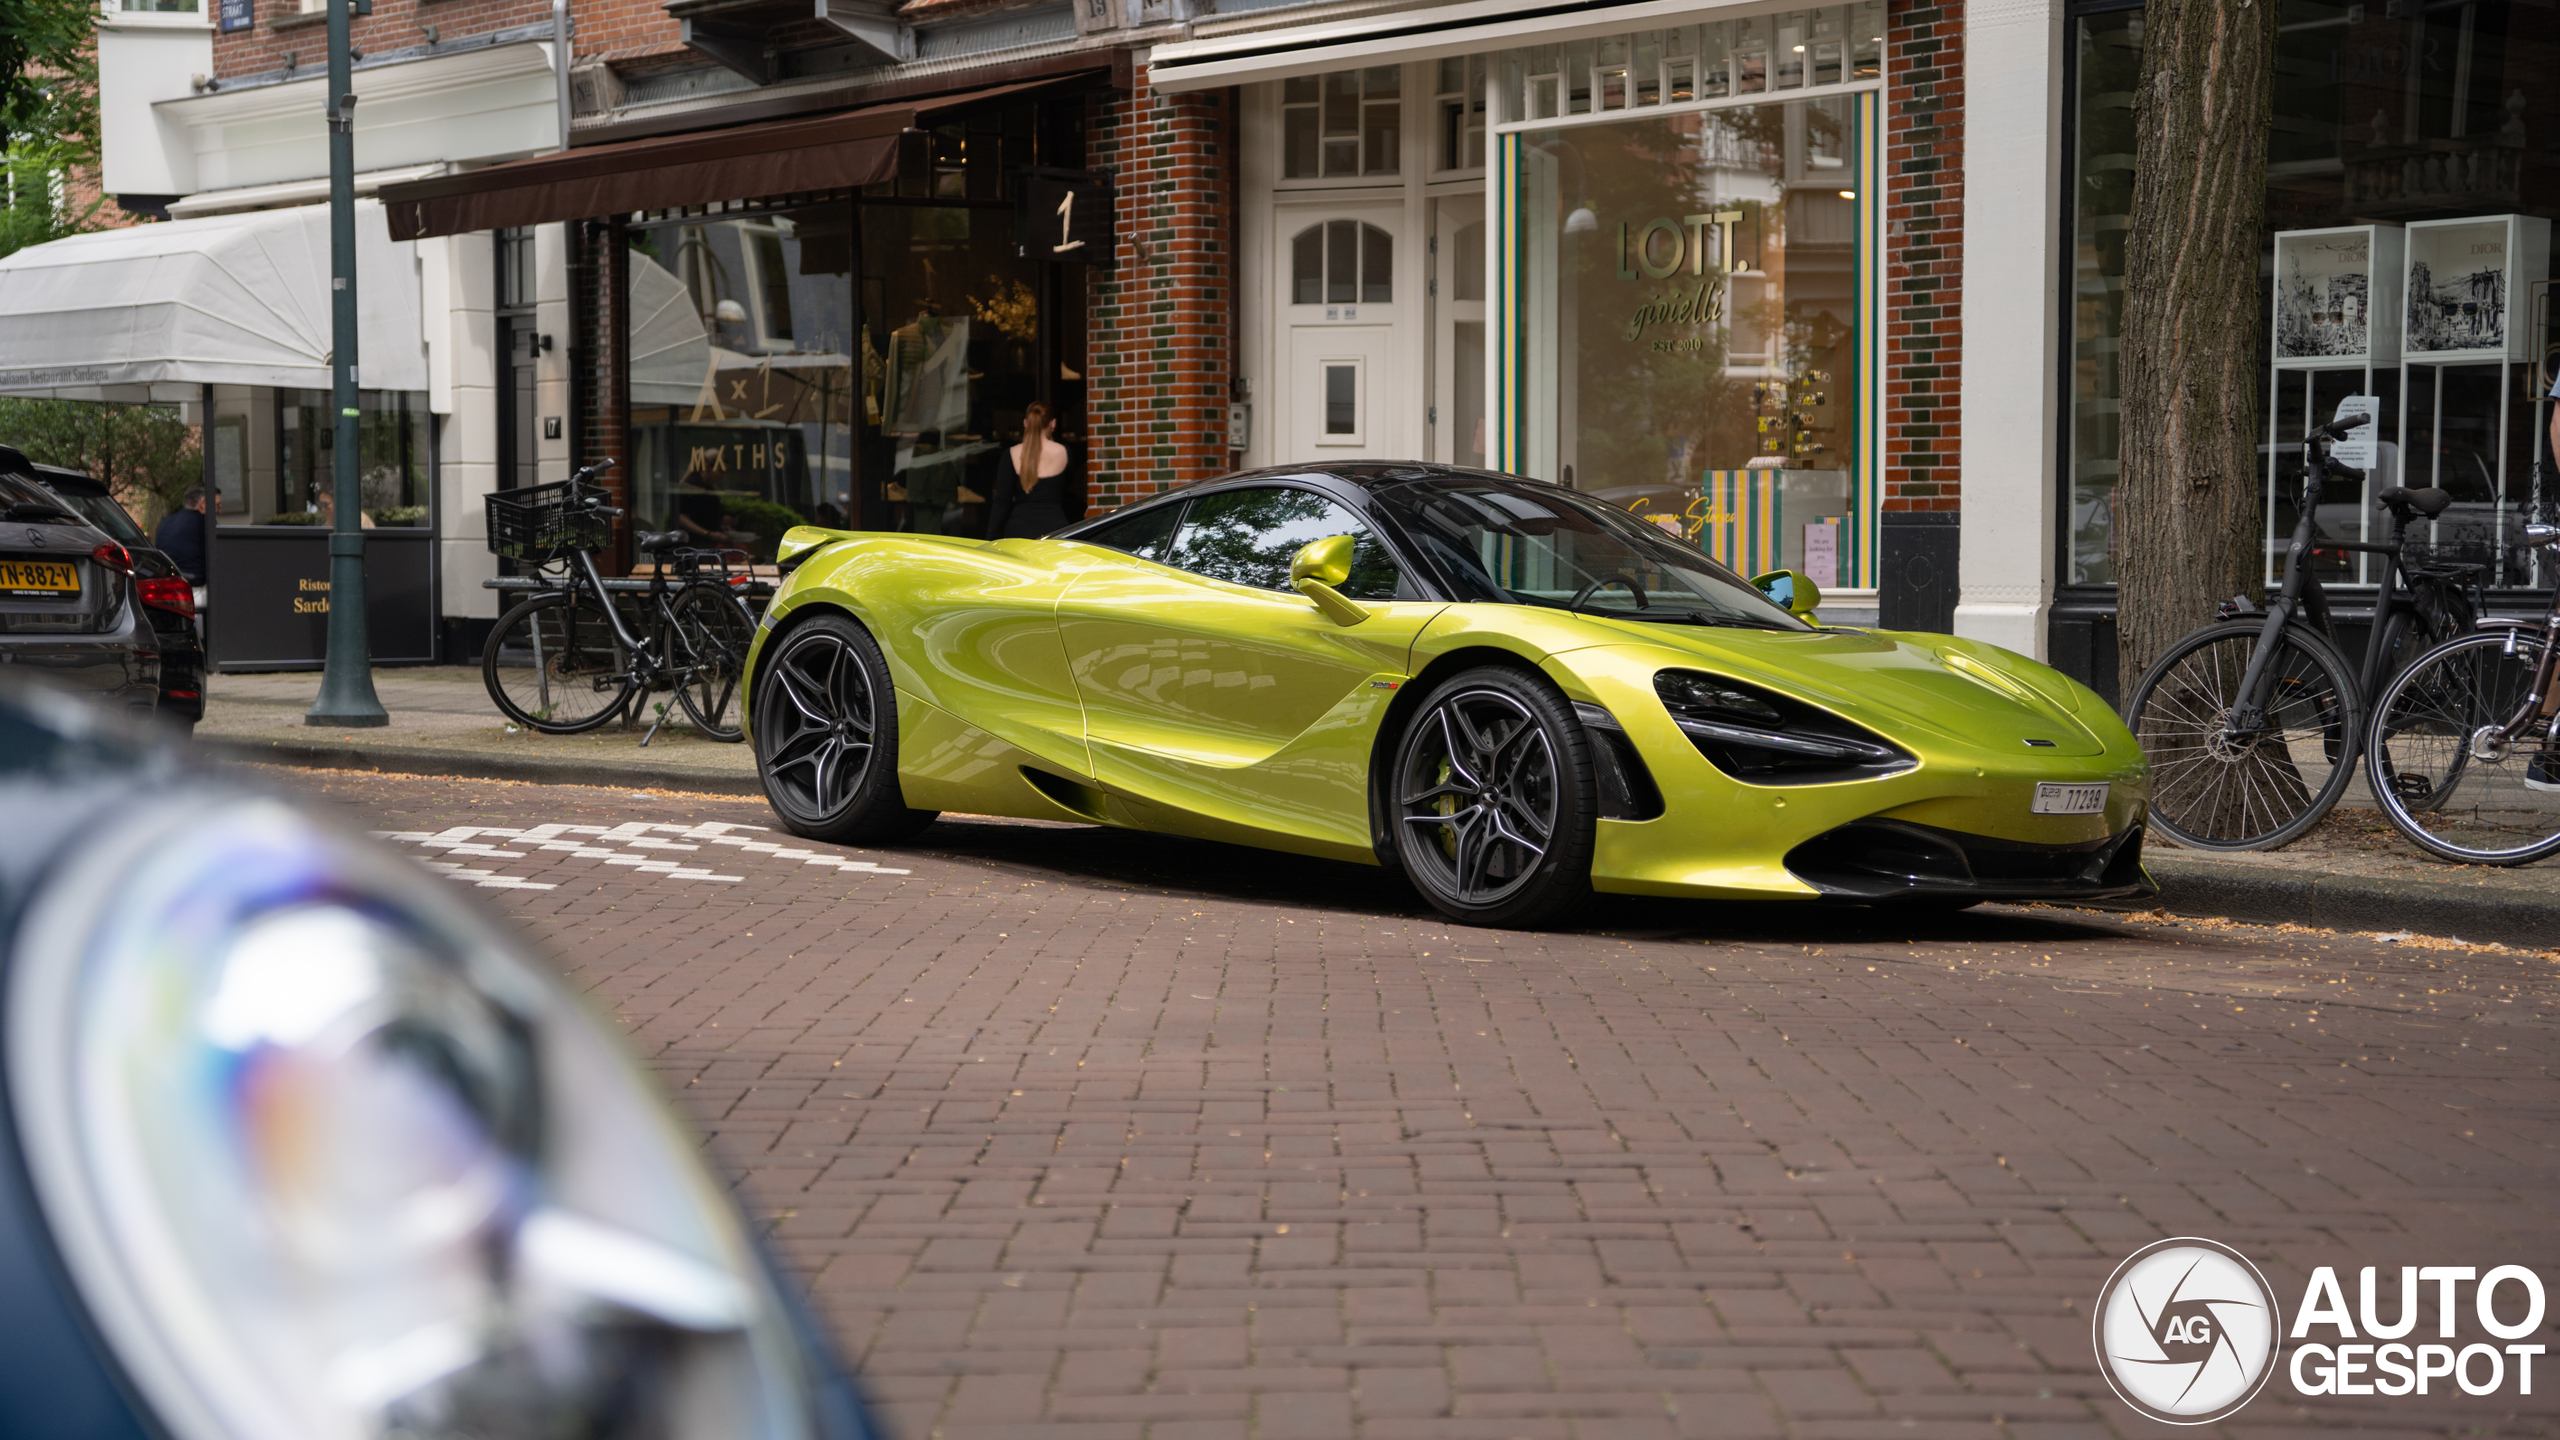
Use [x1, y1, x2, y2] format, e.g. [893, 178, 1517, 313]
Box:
[752, 611, 939, 844]
[1391, 665, 1596, 928]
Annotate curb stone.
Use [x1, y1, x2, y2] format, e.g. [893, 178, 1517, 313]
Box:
[200, 736, 766, 797]
[2142, 852, 2560, 952]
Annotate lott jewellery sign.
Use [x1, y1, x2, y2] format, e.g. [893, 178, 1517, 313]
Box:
[1608, 205, 1759, 347]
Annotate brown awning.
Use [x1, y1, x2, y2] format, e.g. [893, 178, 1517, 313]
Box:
[380, 75, 1077, 241]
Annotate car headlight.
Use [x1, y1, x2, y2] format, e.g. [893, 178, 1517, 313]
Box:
[5, 791, 848, 1440]
[1654, 669, 1914, 783]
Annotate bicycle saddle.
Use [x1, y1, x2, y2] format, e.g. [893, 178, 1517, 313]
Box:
[2377, 487, 2452, 518]
[637, 531, 691, 553]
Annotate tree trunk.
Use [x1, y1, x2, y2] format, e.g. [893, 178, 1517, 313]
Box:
[2115, 0, 2277, 704]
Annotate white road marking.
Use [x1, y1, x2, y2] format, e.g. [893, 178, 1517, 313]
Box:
[373, 819, 910, 889]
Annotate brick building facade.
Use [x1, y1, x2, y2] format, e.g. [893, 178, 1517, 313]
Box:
[1084, 80, 1235, 510]
[1881, 0, 1962, 517]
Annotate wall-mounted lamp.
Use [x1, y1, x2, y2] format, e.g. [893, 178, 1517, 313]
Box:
[537, 333, 555, 353]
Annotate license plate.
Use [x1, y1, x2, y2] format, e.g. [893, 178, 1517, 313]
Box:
[0, 560, 78, 597]
[2032, 782, 2109, 815]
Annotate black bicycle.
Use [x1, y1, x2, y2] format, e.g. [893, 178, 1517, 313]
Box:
[480, 460, 757, 741]
[2362, 516, 2560, 866]
[2123, 414, 2482, 850]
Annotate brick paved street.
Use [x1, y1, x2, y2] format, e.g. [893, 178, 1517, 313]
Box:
[284, 767, 2559, 1440]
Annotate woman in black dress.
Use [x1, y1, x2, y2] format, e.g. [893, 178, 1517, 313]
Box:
[987, 402, 1084, 540]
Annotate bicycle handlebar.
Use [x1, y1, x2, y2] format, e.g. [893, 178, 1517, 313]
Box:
[2303, 414, 2372, 445]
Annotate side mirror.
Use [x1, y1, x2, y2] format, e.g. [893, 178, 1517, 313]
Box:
[1750, 569, 1822, 621]
[1290, 535, 1355, 588]
[1289, 534, 1369, 627]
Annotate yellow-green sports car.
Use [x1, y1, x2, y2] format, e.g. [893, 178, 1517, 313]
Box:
[743, 465, 2153, 927]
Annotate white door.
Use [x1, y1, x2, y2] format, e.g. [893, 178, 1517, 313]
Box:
[1277, 201, 1411, 462]
[1427, 193, 1487, 468]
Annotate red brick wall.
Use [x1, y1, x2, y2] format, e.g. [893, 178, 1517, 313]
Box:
[212, 0, 556, 79]
[1881, 0, 1962, 514]
[570, 0, 683, 68]
[1082, 75, 1233, 510]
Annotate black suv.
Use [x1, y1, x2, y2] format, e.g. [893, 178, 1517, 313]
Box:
[0, 452, 158, 719]
[25, 465, 207, 729]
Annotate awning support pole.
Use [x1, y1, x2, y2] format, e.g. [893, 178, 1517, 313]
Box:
[307, 0, 389, 728]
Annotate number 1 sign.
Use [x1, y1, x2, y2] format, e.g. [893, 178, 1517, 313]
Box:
[1017, 169, 1116, 269]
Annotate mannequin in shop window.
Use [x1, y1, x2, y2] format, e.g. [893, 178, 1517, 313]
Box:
[987, 402, 1083, 541]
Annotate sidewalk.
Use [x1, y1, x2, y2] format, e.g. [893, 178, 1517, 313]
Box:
[196, 665, 762, 794]
[196, 666, 2560, 948]
[2142, 810, 2560, 951]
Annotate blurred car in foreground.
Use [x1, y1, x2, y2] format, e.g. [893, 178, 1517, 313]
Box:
[0, 451, 158, 720]
[23, 464, 207, 730]
[0, 683, 877, 1440]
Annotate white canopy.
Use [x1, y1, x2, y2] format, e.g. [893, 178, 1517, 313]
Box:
[0, 198, 427, 401]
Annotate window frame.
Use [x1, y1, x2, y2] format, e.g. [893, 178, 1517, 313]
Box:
[1276, 66, 1408, 190]
[1314, 358, 1367, 447]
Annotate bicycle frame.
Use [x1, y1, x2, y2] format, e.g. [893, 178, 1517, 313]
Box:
[2476, 525, 2560, 752]
[2221, 426, 2432, 739]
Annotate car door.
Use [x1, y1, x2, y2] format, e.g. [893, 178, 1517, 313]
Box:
[1054, 484, 1445, 859]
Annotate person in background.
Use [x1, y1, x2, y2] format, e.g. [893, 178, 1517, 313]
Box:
[154, 484, 208, 584]
[987, 402, 1084, 541]
[675, 473, 758, 550]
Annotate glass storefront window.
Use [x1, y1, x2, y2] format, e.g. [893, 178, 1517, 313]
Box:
[862, 203, 1058, 539]
[1512, 95, 1868, 585]
[2065, 0, 2559, 594]
[626, 196, 1074, 551]
[2065, 9, 2139, 586]
[272, 390, 432, 528]
[628, 208, 858, 558]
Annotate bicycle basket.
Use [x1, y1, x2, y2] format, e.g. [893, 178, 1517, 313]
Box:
[485, 480, 614, 562]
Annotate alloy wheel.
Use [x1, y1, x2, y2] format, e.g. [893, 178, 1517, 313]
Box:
[759, 629, 876, 817]
[1397, 687, 1562, 906]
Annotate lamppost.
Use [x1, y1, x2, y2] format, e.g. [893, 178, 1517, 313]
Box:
[304, 0, 387, 727]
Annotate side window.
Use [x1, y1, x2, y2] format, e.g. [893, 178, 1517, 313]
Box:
[1164, 487, 1401, 600]
[1077, 501, 1184, 562]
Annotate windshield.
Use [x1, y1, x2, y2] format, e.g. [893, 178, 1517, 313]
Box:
[1371, 476, 1812, 630]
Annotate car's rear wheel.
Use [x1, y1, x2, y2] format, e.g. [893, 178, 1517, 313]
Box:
[752, 611, 939, 844]
[1391, 666, 1596, 928]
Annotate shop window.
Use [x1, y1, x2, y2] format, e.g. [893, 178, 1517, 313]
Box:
[1510, 94, 1872, 587]
[2061, 0, 2558, 594]
[625, 181, 1079, 552]
[1289, 220, 1392, 305]
[1281, 68, 1400, 180]
[272, 391, 433, 527]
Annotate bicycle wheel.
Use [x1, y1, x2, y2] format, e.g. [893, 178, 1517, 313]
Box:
[2365, 630, 2560, 866]
[483, 590, 636, 734]
[2125, 621, 2362, 851]
[668, 580, 753, 742]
